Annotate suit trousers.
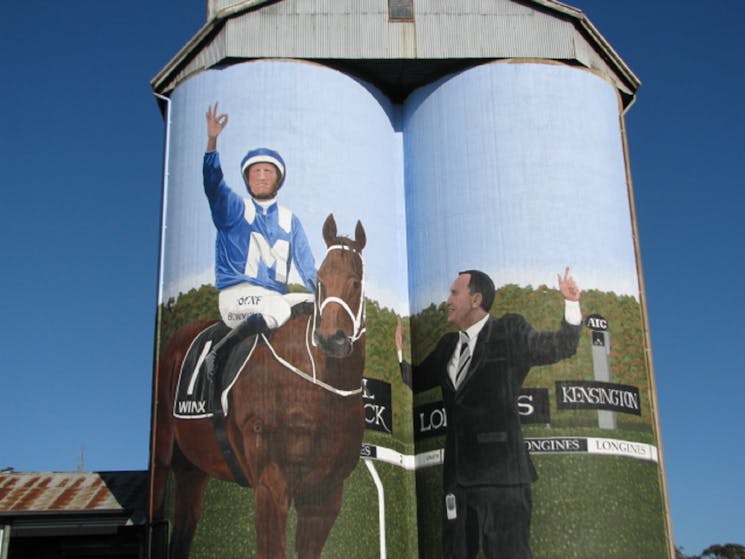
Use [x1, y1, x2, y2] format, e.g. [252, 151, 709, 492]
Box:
[442, 484, 533, 559]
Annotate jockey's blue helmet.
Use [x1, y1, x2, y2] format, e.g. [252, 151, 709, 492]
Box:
[240, 148, 286, 191]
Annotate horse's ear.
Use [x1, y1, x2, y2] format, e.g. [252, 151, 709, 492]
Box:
[353, 220, 366, 252]
[322, 213, 337, 247]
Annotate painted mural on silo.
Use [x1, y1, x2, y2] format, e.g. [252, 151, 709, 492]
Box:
[148, 58, 669, 559]
[149, 59, 419, 559]
[400, 61, 668, 559]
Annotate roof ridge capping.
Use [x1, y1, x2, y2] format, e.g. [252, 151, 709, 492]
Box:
[210, 0, 276, 20]
[533, 0, 640, 98]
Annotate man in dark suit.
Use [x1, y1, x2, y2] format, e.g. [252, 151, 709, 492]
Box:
[396, 268, 582, 559]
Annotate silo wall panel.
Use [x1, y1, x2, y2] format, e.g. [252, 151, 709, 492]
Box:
[403, 61, 668, 558]
[149, 59, 417, 559]
[148, 58, 669, 558]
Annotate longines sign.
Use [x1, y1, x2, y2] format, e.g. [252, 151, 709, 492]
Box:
[414, 388, 550, 440]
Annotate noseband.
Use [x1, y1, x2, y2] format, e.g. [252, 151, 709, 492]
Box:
[312, 244, 366, 347]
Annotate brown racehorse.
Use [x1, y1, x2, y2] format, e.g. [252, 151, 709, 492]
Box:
[152, 214, 366, 559]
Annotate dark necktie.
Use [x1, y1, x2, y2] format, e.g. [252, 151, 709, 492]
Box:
[455, 332, 471, 386]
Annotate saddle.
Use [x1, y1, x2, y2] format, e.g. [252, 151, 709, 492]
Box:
[173, 323, 257, 419]
[173, 301, 315, 420]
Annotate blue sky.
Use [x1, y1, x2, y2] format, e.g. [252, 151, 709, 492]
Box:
[1, 1, 743, 555]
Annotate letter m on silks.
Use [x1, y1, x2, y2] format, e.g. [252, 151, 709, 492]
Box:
[245, 233, 290, 282]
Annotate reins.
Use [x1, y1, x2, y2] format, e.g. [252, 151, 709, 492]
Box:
[261, 316, 362, 397]
[259, 243, 365, 398]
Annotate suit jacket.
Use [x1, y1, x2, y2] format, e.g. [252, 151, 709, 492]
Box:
[403, 314, 581, 489]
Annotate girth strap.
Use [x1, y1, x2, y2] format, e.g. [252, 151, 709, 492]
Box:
[212, 411, 251, 487]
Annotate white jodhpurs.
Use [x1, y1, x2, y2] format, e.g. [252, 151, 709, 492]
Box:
[218, 283, 313, 329]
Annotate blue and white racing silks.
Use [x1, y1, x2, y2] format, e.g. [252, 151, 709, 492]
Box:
[203, 151, 317, 293]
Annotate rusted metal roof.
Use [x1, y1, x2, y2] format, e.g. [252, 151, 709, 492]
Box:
[0, 471, 147, 524]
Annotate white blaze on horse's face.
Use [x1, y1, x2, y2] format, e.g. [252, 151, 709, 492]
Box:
[313, 214, 366, 358]
[314, 246, 364, 358]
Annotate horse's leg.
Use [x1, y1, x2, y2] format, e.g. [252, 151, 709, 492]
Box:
[150, 411, 175, 556]
[294, 483, 344, 559]
[169, 464, 209, 559]
[254, 463, 290, 559]
[152, 394, 175, 522]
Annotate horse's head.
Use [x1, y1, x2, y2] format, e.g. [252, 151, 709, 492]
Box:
[313, 214, 366, 358]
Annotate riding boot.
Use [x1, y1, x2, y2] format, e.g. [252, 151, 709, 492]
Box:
[206, 314, 270, 415]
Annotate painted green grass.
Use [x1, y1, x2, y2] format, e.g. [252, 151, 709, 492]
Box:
[414, 432, 668, 559]
[166, 455, 417, 558]
[158, 287, 668, 557]
[164, 428, 666, 558]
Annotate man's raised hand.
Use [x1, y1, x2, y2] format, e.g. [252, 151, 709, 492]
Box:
[395, 317, 403, 353]
[206, 102, 228, 151]
[557, 267, 581, 302]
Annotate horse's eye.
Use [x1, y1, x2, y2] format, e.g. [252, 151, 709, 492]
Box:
[353, 281, 361, 290]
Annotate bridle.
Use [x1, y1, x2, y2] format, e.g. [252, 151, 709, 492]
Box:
[255, 242, 365, 398]
[312, 243, 366, 347]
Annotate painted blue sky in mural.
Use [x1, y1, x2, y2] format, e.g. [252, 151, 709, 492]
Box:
[402, 62, 638, 311]
[2, 1, 743, 555]
[161, 60, 638, 316]
[160, 60, 409, 312]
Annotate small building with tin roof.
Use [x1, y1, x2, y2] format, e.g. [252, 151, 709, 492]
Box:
[0, 470, 147, 559]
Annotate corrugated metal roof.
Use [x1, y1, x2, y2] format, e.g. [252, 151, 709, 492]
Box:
[152, 0, 639, 109]
[0, 471, 147, 524]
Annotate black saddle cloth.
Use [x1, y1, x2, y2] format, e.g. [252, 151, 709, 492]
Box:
[173, 323, 259, 419]
[172, 302, 314, 419]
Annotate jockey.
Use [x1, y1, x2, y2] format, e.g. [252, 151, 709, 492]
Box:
[202, 102, 317, 399]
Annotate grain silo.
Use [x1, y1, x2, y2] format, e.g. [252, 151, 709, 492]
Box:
[149, 2, 672, 558]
